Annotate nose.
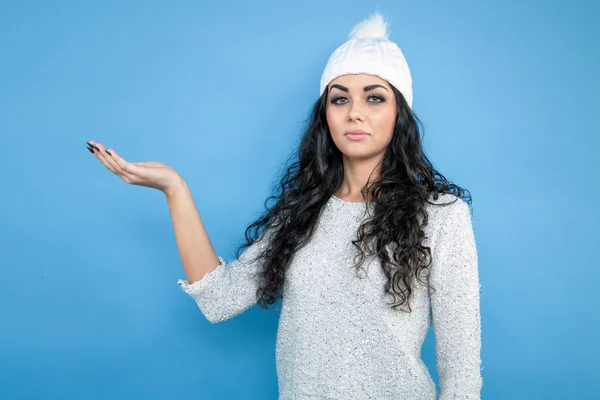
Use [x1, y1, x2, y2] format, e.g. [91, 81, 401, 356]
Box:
[348, 102, 366, 122]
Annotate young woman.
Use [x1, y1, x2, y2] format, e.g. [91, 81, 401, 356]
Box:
[86, 11, 482, 400]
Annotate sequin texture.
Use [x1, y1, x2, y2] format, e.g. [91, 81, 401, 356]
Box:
[177, 193, 482, 399]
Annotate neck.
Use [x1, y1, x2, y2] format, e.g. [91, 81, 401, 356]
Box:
[335, 155, 382, 201]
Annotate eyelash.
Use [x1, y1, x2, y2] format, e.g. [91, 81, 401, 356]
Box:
[330, 94, 385, 105]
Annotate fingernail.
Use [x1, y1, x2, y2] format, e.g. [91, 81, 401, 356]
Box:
[87, 146, 95, 154]
[105, 149, 112, 156]
[86, 141, 100, 151]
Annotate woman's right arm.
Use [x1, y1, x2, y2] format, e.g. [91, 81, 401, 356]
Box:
[86, 140, 271, 324]
[167, 178, 277, 324]
[165, 178, 221, 284]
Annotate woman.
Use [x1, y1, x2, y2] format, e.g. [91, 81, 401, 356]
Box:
[86, 11, 482, 400]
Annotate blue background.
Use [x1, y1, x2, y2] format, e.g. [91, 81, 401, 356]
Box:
[1, 0, 598, 399]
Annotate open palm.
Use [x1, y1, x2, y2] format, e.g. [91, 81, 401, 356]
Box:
[86, 140, 180, 194]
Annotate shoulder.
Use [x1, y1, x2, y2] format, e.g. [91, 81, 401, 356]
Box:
[423, 193, 472, 236]
[425, 192, 470, 218]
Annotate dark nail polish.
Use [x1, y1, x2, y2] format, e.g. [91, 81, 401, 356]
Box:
[86, 141, 100, 151]
[105, 149, 112, 156]
[87, 147, 95, 154]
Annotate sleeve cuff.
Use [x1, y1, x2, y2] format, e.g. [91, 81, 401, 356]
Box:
[176, 255, 227, 297]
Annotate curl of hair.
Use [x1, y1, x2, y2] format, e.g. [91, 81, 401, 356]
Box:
[233, 82, 472, 312]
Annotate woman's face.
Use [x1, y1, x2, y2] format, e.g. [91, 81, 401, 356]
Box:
[325, 74, 397, 161]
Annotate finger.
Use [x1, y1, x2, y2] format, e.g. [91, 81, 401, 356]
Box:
[87, 141, 105, 162]
[89, 142, 120, 176]
[102, 146, 122, 172]
[104, 149, 142, 186]
[86, 140, 100, 151]
[135, 161, 162, 167]
[106, 148, 137, 177]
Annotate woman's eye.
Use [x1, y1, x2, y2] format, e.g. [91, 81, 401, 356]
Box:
[330, 95, 385, 105]
[368, 95, 384, 103]
[331, 97, 346, 105]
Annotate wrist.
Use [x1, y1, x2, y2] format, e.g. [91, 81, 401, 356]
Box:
[164, 174, 187, 199]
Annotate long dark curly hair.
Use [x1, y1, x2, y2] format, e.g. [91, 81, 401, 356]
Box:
[233, 81, 472, 312]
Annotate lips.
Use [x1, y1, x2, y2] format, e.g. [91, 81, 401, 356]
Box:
[344, 130, 370, 141]
[344, 130, 369, 136]
[344, 130, 369, 141]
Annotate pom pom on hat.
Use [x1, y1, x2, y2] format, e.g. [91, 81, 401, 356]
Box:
[319, 11, 413, 109]
[348, 11, 389, 40]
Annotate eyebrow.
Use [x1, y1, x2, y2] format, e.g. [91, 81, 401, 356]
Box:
[328, 84, 389, 93]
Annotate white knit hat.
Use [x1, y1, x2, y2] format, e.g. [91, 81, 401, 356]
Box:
[319, 11, 413, 109]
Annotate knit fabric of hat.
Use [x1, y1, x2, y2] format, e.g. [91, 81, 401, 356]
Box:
[319, 11, 413, 109]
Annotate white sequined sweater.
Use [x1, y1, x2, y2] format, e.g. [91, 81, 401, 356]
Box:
[177, 193, 482, 399]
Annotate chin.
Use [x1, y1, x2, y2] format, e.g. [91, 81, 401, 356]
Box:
[341, 149, 375, 160]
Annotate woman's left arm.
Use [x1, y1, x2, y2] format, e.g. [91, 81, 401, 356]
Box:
[429, 198, 483, 399]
